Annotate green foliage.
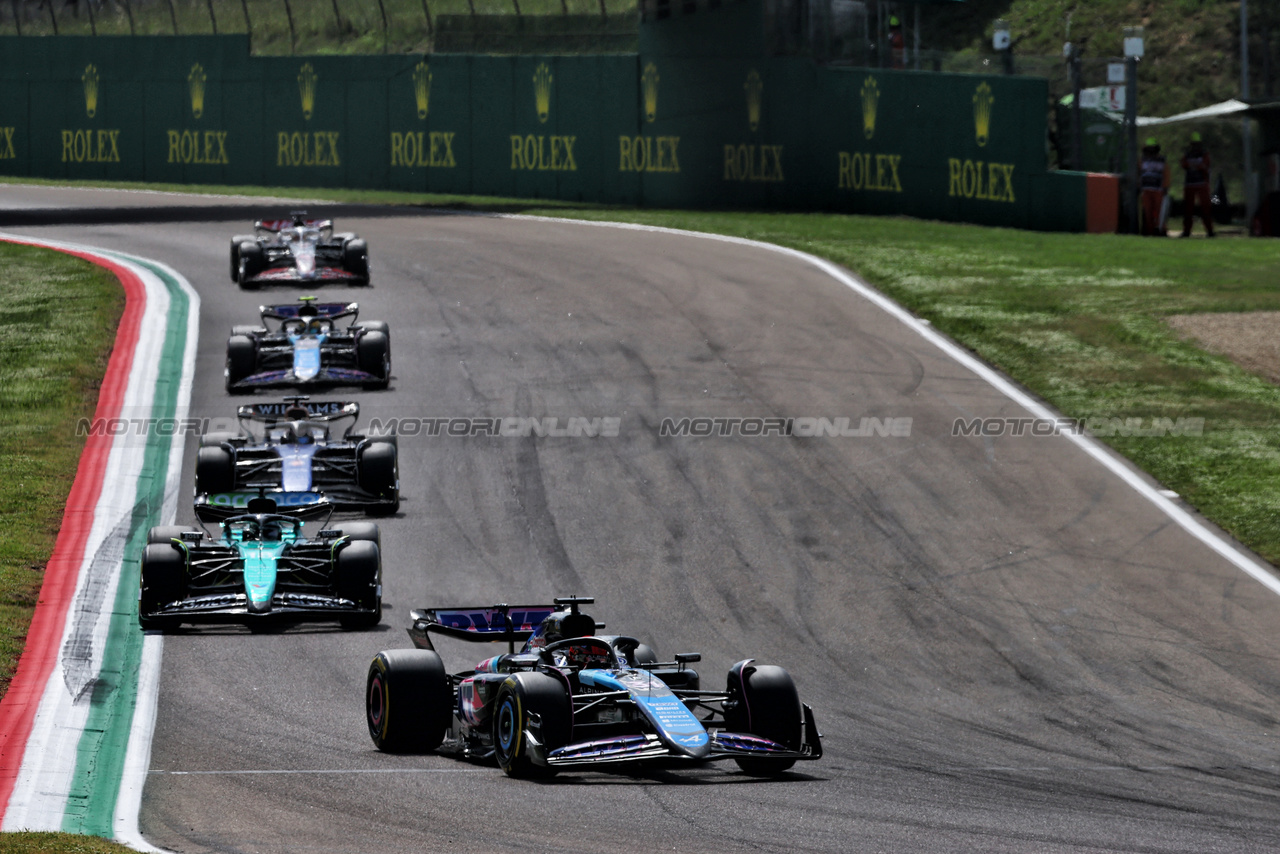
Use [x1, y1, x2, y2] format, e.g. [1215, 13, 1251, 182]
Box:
[0, 0, 638, 55]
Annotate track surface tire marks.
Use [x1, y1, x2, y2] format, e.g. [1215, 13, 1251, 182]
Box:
[6, 188, 1280, 853]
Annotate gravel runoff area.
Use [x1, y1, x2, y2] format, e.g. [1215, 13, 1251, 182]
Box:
[1167, 311, 1280, 385]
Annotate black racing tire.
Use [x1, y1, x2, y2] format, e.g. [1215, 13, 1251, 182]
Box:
[199, 431, 240, 448]
[357, 330, 390, 389]
[492, 672, 571, 778]
[366, 649, 452, 753]
[342, 238, 369, 283]
[146, 526, 200, 546]
[631, 643, 659, 666]
[355, 321, 389, 338]
[336, 540, 381, 628]
[230, 235, 255, 281]
[225, 335, 257, 394]
[725, 664, 802, 776]
[238, 241, 264, 289]
[195, 446, 236, 495]
[357, 442, 398, 514]
[339, 521, 381, 547]
[139, 542, 186, 631]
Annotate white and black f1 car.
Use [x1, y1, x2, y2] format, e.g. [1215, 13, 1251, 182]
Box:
[196, 397, 398, 516]
[138, 495, 382, 631]
[225, 297, 390, 393]
[365, 597, 821, 777]
[230, 212, 369, 288]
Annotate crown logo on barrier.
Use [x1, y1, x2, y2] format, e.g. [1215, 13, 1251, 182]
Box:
[745, 69, 763, 132]
[860, 76, 879, 140]
[533, 62, 553, 123]
[82, 64, 99, 119]
[413, 61, 432, 120]
[189, 63, 207, 120]
[641, 62, 659, 123]
[298, 62, 318, 121]
[973, 82, 994, 147]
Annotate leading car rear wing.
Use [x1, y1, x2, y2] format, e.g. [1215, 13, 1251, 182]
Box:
[408, 604, 559, 654]
[261, 301, 358, 321]
[237, 398, 359, 423]
[194, 491, 334, 523]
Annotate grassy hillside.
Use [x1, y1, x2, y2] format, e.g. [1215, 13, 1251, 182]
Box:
[926, 0, 1253, 199]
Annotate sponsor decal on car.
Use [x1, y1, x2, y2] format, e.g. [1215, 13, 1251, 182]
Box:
[205, 491, 323, 508]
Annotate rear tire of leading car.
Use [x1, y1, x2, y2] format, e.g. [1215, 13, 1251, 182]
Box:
[338, 521, 380, 548]
[342, 237, 369, 284]
[366, 649, 452, 753]
[146, 525, 200, 546]
[195, 446, 236, 495]
[357, 442, 398, 515]
[230, 235, 254, 282]
[725, 664, 802, 777]
[336, 540, 381, 629]
[357, 330, 390, 390]
[492, 673, 571, 778]
[139, 542, 186, 632]
[199, 431, 241, 448]
[225, 335, 257, 394]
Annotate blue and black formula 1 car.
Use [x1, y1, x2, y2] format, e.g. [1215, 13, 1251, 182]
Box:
[364, 597, 822, 777]
[196, 396, 399, 516]
[138, 495, 382, 631]
[225, 297, 390, 393]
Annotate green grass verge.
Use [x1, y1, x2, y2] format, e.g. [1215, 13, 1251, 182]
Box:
[0, 832, 136, 853]
[0, 241, 122, 702]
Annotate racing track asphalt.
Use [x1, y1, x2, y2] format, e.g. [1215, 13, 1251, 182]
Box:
[6, 185, 1280, 854]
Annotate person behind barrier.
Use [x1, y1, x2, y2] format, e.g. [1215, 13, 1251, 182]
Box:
[1139, 138, 1170, 236]
[1180, 132, 1215, 238]
[888, 16, 905, 69]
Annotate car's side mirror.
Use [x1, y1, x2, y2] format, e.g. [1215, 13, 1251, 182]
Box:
[675, 653, 701, 664]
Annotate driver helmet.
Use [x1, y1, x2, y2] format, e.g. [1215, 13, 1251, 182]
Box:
[289, 420, 314, 445]
[540, 609, 596, 645]
[284, 405, 310, 420]
[261, 521, 282, 541]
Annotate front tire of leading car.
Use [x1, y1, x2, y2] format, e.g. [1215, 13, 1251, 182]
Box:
[139, 542, 186, 632]
[357, 328, 391, 390]
[492, 672, 571, 778]
[225, 335, 257, 394]
[724, 663, 802, 777]
[366, 649, 452, 753]
[336, 540, 381, 629]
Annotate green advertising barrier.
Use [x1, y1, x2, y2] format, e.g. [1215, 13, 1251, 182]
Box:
[0, 25, 1088, 231]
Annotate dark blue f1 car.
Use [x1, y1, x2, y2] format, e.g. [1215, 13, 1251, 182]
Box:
[364, 597, 821, 777]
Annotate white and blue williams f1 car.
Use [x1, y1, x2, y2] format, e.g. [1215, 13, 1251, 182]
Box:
[364, 597, 822, 777]
[225, 297, 390, 393]
[195, 397, 398, 516]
